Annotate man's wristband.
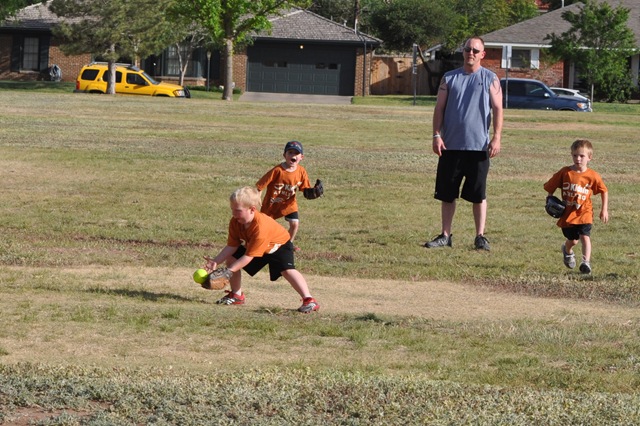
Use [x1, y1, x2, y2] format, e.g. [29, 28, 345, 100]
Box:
[433, 134, 441, 138]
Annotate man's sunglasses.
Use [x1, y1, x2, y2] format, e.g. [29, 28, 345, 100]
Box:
[463, 47, 482, 54]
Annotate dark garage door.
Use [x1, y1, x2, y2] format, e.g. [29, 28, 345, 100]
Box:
[247, 43, 356, 96]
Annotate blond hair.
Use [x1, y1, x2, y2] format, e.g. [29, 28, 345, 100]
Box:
[230, 186, 262, 209]
[571, 139, 593, 157]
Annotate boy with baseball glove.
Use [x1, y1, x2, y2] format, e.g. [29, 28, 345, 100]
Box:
[202, 186, 320, 313]
[256, 140, 323, 251]
[543, 139, 609, 274]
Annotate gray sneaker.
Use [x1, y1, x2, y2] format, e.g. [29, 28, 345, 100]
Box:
[474, 235, 490, 251]
[424, 233, 452, 248]
[579, 261, 592, 274]
[562, 245, 576, 269]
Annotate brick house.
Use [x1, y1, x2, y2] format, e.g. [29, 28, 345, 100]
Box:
[1, 3, 381, 96]
[481, 0, 640, 91]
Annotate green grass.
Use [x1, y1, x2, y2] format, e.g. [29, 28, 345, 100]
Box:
[0, 88, 639, 424]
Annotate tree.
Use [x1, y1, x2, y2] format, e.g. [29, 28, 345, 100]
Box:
[447, 0, 539, 50]
[309, 0, 357, 28]
[368, 0, 456, 52]
[170, 25, 213, 88]
[363, 0, 539, 54]
[546, 0, 636, 102]
[174, 0, 310, 101]
[50, 0, 178, 94]
[0, 0, 31, 22]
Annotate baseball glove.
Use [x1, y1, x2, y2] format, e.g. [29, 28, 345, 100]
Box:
[303, 179, 324, 200]
[545, 195, 566, 218]
[201, 267, 232, 290]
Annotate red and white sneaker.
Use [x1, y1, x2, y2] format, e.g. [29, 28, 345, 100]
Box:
[216, 291, 245, 305]
[298, 297, 319, 313]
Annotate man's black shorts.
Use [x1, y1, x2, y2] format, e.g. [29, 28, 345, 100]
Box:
[434, 150, 490, 203]
[233, 241, 296, 281]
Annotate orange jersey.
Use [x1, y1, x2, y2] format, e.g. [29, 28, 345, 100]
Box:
[256, 163, 311, 219]
[543, 166, 607, 227]
[227, 211, 291, 257]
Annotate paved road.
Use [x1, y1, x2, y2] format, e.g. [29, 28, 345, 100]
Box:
[239, 91, 353, 105]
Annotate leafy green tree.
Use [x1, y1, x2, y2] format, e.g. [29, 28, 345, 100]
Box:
[367, 0, 456, 52]
[309, 0, 357, 28]
[507, 0, 540, 25]
[447, 0, 539, 50]
[0, 0, 31, 21]
[364, 0, 538, 53]
[49, 0, 178, 94]
[546, 0, 636, 102]
[174, 0, 310, 101]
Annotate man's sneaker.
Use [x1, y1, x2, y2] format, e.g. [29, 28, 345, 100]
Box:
[298, 297, 319, 313]
[424, 233, 452, 248]
[562, 245, 576, 269]
[216, 291, 245, 305]
[474, 235, 490, 251]
[579, 261, 592, 274]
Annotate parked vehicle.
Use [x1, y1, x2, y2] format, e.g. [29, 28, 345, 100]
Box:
[550, 87, 590, 101]
[500, 78, 591, 112]
[75, 63, 190, 98]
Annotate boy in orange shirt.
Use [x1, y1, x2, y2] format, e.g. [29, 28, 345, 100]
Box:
[256, 140, 322, 251]
[203, 186, 320, 313]
[544, 139, 609, 274]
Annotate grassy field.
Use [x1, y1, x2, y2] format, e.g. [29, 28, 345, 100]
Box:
[0, 85, 639, 424]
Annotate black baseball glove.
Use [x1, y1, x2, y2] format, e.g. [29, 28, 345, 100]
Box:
[545, 195, 566, 218]
[303, 179, 324, 200]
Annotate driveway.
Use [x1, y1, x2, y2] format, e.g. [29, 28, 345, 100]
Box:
[239, 91, 353, 105]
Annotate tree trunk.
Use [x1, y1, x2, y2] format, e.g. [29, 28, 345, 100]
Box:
[176, 43, 186, 87]
[106, 44, 116, 95]
[223, 37, 234, 101]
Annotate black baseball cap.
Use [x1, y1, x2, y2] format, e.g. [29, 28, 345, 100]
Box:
[284, 140, 303, 154]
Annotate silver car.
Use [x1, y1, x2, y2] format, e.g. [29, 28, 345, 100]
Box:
[550, 87, 589, 102]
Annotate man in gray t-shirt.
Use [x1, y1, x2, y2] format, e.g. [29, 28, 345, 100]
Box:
[425, 36, 503, 251]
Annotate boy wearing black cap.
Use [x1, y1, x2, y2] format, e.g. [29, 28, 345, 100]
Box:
[256, 140, 318, 251]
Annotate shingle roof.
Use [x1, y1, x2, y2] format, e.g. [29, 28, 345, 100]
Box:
[1, 1, 59, 31]
[483, 0, 640, 48]
[257, 8, 381, 45]
[1, 2, 381, 46]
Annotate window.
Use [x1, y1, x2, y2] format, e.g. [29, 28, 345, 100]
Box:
[525, 83, 546, 97]
[80, 69, 100, 81]
[511, 49, 530, 68]
[105, 71, 123, 83]
[11, 34, 50, 72]
[126, 73, 147, 85]
[501, 46, 539, 69]
[165, 45, 182, 76]
[22, 37, 39, 70]
[263, 61, 288, 68]
[162, 44, 204, 77]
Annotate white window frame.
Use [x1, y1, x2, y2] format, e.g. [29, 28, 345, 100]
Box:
[501, 46, 539, 69]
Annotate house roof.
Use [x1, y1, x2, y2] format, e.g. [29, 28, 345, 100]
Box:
[1, 0, 59, 31]
[256, 8, 381, 46]
[1, 2, 381, 47]
[483, 0, 640, 48]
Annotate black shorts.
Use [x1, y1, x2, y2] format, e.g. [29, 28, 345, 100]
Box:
[434, 150, 489, 203]
[562, 224, 592, 241]
[233, 240, 296, 281]
[284, 212, 299, 222]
